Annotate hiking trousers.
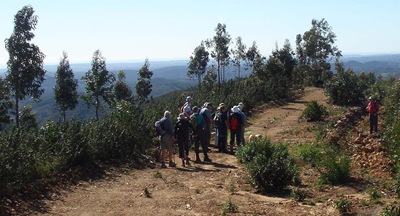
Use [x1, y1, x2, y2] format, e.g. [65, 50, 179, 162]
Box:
[194, 129, 208, 156]
[230, 129, 241, 152]
[369, 114, 378, 134]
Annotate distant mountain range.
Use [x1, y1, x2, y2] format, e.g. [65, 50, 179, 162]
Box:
[1, 54, 399, 124]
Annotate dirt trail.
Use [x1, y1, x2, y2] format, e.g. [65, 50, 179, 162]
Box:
[39, 87, 348, 215]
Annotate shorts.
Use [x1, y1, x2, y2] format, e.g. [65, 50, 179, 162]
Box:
[160, 134, 173, 150]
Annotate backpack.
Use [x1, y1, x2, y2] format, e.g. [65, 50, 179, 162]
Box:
[213, 112, 222, 128]
[180, 105, 185, 113]
[200, 109, 210, 124]
[155, 119, 166, 136]
[229, 113, 240, 130]
[190, 115, 197, 130]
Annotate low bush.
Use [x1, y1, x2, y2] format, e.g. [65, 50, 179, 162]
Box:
[237, 138, 300, 192]
[298, 143, 322, 166]
[317, 146, 351, 184]
[300, 100, 328, 122]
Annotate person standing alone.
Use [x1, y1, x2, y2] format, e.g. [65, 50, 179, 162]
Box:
[366, 96, 379, 134]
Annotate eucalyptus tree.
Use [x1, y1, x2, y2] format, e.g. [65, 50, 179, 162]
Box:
[188, 41, 209, 87]
[245, 41, 261, 74]
[295, 18, 342, 86]
[271, 39, 297, 84]
[54, 51, 78, 122]
[135, 59, 153, 104]
[82, 50, 115, 120]
[114, 70, 133, 102]
[207, 23, 231, 87]
[4, 5, 46, 127]
[231, 36, 247, 78]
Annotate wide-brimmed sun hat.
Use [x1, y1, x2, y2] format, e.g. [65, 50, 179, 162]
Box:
[186, 96, 193, 101]
[231, 105, 240, 113]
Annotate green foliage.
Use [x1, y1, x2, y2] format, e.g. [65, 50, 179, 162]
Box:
[383, 81, 400, 171]
[317, 146, 351, 185]
[221, 197, 237, 215]
[291, 188, 307, 202]
[114, 70, 133, 103]
[237, 138, 300, 192]
[300, 100, 328, 122]
[81, 49, 116, 120]
[136, 59, 153, 104]
[296, 19, 341, 86]
[188, 42, 209, 86]
[207, 23, 231, 87]
[5, 5, 46, 127]
[0, 77, 13, 126]
[334, 195, 352, 214]
[298, 143, 322, 166]
[0, 128, 41, 196]
[380, 204, 400, 216]
[19, 105, 38, 131]
[54, 51, 78, 122]
[143, 187, 151, 198]
[324, 64, 367, 106]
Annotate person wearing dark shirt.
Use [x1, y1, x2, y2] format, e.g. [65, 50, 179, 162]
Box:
[174, 113, 195, 167]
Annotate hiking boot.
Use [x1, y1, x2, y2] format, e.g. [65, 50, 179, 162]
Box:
[195, 155, 202, 163]
[161, 162, 167, 168]
[204, 156, 212, 163]
[169, 161, 176, 167]
[185, 158, 191, 166]
[182, 159, 186, 167]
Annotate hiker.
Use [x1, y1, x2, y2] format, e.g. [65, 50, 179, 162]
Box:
[237, 102, 247, 145]
[174, 113, 195, 167]
[229, 105, 243, 153]
[366, 96, 379, 134]
[215, 103, 229, 153]
[158, 111, 176, 168]
[191, 106, 212, 163]
[200, 102, 213, 151]
[181, 96, 194, 119]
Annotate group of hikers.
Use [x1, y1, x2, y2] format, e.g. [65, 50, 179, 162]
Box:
[155, 96, 247, 168]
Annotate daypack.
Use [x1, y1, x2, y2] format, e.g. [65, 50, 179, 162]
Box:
[190, 115, 197, 130]
[213, 112, 222, 128]
[367, 102, 378, 114]
[229, 113, 240, 130]
[155, 119, 166, 136]
[200, 109, 210, 124]
[180, 105, 185, 113]
[192, 113, 205, 130]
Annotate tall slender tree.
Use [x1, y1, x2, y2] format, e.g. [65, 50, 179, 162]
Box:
[114, 70, 133, 102]
[82, 50, 115, 120]
[295, 18, 342, 86]
[54, 51, 78, 122]
[231, 36, 247, 78]
[246, 41, 261, 74]
[188, 41, 209, 87]
[207, 23, 231, 87]
[5, 5, 46, 127]
[135, 59, 153, 104]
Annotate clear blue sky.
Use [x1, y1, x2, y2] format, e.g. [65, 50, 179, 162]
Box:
[0, 0, 399, 68]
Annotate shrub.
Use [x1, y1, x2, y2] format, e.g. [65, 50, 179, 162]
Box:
[221, 197, 237, 215]
[317, 147, 351, 184]
[237, 138, 300, 192]
[334, 195, 352, 214]
[298, 144, 322, 166]
[300, 100, 328, 122]
[380, 204, 400, 216]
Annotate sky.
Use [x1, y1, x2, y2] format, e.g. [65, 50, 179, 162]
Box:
[0, 0, 399, 69]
